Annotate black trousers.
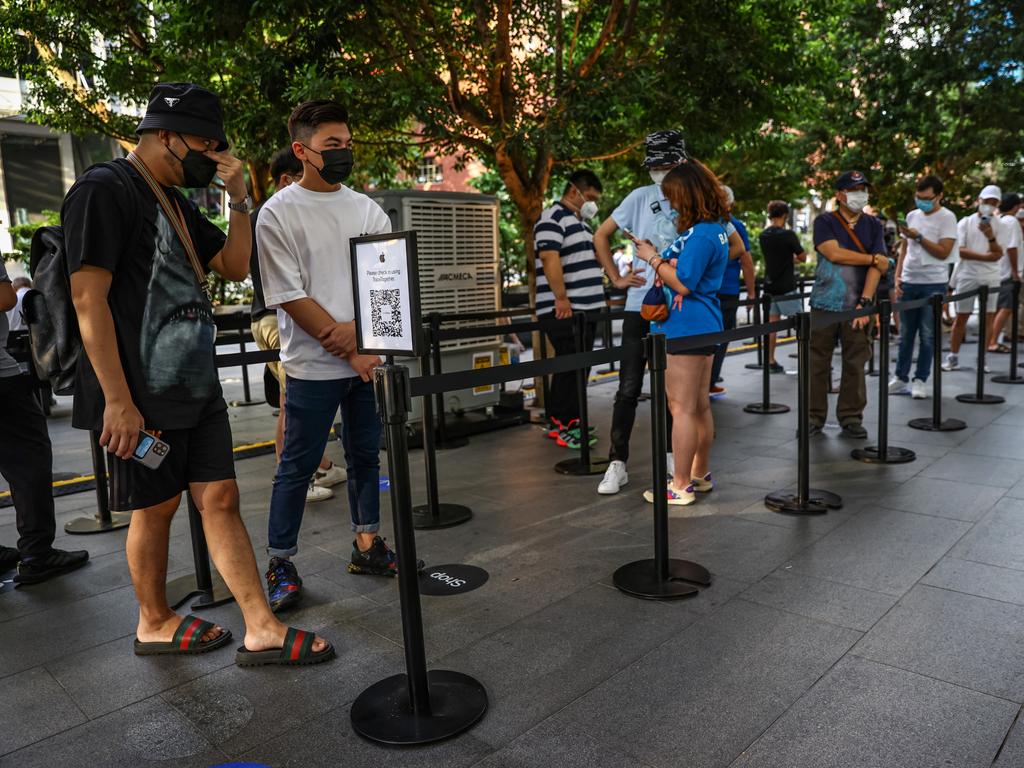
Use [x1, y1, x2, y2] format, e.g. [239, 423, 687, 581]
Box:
[710, 294, 740, 386]
[609, 312, 673, 463]
[544, 314, 596, 424]
[0, 375, 56, 555]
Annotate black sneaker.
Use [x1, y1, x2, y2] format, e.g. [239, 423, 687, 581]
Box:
[798, 424, 824, 438]
[841, 422, 868, 439]
[348, 536, 424, 577]
[266, 556, 303, 613]
[768, 362, 785, 374]
[14, 548, 89, 585]
[0, 546, 19, 573]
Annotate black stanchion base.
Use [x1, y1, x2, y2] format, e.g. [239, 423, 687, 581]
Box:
[412, 503, 473, 530]
[743, 402, 790, 415]
[612, 558, 710, 600]
[166, 570, 234, 611]
[991, 375, 1024, 385]
[908, 417, 967, 432]
[554, 456, 610, 476]
[764, 492, 828, 515]
[436, 436, 470, 450]
[851, 446, 916, 464]
[228, 399, 266, 408]
[955, 393, 1006, 405]
[350, 670, 488, 746]
[64, 512, 132, 535]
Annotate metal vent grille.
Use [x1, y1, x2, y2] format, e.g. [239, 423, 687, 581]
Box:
[406, 198, 500, 350]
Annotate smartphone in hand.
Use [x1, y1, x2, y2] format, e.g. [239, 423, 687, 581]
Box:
[132, 430, 170, 470]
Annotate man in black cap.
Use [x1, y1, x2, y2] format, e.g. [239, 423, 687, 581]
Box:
[64, 82, 332, 665]
[808, 170, 888, 438]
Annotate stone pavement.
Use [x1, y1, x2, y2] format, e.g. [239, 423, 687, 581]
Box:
[2, 329, 1024, 767]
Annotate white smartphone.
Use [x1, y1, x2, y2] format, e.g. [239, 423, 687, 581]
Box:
[132, 431, 170, 470]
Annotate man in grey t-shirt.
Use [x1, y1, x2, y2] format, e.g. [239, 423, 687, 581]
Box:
[0, 261, 89, 583]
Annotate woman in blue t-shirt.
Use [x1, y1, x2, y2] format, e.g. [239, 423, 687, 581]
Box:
[635, 161, 730, 505]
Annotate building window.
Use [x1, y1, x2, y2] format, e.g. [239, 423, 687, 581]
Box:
[417, 157, 443, 184]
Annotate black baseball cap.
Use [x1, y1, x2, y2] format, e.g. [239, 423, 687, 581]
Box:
[835, 170, 872, 190]
[136, 83, 228, 151]
[642, 130, 689, 168]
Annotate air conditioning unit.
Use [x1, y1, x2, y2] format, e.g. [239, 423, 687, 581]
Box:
[370, 190, 504, 422]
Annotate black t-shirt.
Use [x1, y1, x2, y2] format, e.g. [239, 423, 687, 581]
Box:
[62, 158, 228, 431]
[248, 203, 272, 321]
[759, 225, 804, 296]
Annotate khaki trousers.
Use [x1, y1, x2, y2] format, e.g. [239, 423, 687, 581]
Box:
[809, 312, 873, 428]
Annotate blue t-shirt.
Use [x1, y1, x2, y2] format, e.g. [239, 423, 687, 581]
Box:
[810, 211, 886, 311]
[719, 215, 750, 296]
[610, 185, 677, 312]
[652, 221, 730, 340]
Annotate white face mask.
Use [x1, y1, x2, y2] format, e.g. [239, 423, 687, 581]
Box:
[979, 203, 996, 217]
[845, 191, 869, 212]
[649, 170, 669, 185]
[1016, 209, 1024, 220]
[580, 200, 599, 220]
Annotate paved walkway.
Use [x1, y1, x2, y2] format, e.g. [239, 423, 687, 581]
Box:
[2, 331, 1024, 767]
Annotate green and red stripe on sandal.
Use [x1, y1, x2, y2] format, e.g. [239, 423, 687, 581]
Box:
[235, 626, 335, 667]
[133, 614, 232, 656]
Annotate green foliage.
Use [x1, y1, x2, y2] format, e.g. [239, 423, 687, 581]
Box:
[7, 210, 61, 265]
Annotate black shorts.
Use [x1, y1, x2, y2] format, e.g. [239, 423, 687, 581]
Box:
[998, 280, 1016, 310]
[109, 407, 235, 511]
[669, 345, 717, 356]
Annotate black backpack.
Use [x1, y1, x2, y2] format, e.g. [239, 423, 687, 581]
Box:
[25, 159, 138, 396]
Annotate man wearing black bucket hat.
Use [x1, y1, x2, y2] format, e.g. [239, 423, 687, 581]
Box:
[64, 83, 333, 666]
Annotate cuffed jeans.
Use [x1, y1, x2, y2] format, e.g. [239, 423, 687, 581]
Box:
[608, 312, 673, 463]
[267, 375, 381, 558]
[895, 282, 947, 383]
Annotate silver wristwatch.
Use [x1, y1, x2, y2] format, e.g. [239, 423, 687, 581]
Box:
[228, 195, 253, 214]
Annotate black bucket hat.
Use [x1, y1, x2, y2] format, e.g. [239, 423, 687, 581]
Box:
[642, 130, 689, 168]
[136, 82, 228, 151]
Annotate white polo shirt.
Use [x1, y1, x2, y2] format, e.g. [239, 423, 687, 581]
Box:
[955, 212, 1016, 285]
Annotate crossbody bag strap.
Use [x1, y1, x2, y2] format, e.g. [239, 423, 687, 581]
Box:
[831, 210, 869, 254]
[125, 153, 211, 298]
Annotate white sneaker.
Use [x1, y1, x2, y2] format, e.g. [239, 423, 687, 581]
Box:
[598, 460, 628, 495]
[306, 482, 333, 503]
[314, 462, 347, 488]
[911, 378, 928, 399]
[942, 353, 959, 371]
[643, 483, 696, 506]
[888, 377, 910, 395]
[666, 453, 675, 479]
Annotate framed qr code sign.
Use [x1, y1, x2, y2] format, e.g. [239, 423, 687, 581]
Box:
[350, 230, 423, 357]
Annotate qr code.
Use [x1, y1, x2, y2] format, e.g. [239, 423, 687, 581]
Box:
[370, 289, 402, 337]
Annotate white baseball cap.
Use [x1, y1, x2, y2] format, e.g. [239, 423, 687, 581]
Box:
[980, 184, 1002, 200]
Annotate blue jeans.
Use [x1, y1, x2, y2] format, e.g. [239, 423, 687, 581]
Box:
[895, 282, 947, 383]
[267, 376, 381, 557]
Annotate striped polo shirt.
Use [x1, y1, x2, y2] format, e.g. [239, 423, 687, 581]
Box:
[533, 202, 605, 315]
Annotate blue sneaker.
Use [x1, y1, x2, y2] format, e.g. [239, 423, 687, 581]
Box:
[266, 556, 302, 613]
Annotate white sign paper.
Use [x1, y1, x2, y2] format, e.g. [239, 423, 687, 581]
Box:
[353, 235, 417, 355]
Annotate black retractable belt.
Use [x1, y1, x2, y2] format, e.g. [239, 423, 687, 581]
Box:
[613, 333, 711, 600]
[745, 284, 764, 370]
[166, 493, 232, 610]
[765, 312, 842, 515]
[351, 363, 487, 746]
[554, 312, 610, 476]
[956, 285, 1005, 405]
[412, 327, 473, 530]
[993, 280, 1024, 385]
[851, 299, 916, 464]
[744, 291, 790, 415]
[909, 293, 967, 431]
[429, 313, 469, 449]
[63, 431, 132, 535]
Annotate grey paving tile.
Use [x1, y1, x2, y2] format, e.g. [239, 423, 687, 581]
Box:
[1004, 475, 1024, 500]
[921, 557, 1024, 606]
[920, 453, 1024, 488]
[528, 599, 860, 768]
[950, 497, 1024, 571]
[741, 570, 898, 632]
[877, 476, 1006, 521]
[994, 712, 1024, 767]
[475, 716, 656, 768]
[0, 667, 88, 756]
[854, 584, 1024, 701]
[957, 423, 1024, 461]
[781, 507, 971, 596]
[731, 655, 1016, 768]
[1, 696, 225, 767]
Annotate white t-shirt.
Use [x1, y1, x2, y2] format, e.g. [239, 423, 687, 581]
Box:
[902, 207, 959, 284]
[955, 212, 1016, 285]
[256, 183, 391, 380]
[998, 213, 1023, 281]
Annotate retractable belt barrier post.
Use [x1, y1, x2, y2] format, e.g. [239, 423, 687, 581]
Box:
[412, 328, 473, 530]
[956, 285, 1005, 405]
[909, 293, 966, 431]
[745, 284, 764, 370]
[64, 431, 132, 535]
[745, 291, 790, 415]
[554, 312, 610, 476]
[429, 313, 469, 449]
[351, 362, 487, 746]
[613, 333, 711, 599]
[852, 299, 915, 464]
[166, 493, 232, 610]
[765, 312, 842, 515]
[993, 279, 1024, 385]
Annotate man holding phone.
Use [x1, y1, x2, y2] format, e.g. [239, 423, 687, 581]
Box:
[891, 175, 957, 398]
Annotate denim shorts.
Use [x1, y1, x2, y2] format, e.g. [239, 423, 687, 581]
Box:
[769, 296, 804, 317]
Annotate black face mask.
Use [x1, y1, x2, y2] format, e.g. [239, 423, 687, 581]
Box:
[168, 134, 218, 188]
[303, 145, 353, 185]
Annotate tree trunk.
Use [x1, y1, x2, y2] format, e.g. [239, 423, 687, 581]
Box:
[248, 159, 271, 204]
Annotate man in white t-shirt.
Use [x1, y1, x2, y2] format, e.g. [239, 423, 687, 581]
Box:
[990, 193, 1022, 351]
[257, 100, 419, 612]
[891, 175, 958, 398]
[944, 185, 1013, 371]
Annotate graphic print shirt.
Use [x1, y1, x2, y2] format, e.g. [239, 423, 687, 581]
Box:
[63, 158, 227, 431]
